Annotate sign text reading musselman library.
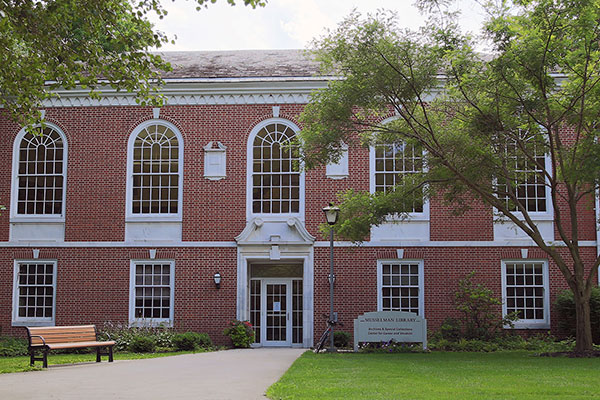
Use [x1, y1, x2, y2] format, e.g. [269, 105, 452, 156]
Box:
[353, 311, 427, 351]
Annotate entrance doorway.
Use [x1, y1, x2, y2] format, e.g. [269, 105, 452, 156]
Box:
[249, 264, 303, 347]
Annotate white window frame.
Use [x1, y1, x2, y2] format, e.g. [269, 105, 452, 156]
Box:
[501, 259, 550, 329]
[129, 260, 175, 327]
[377, 259, 425, 317]
[494, 137, 554, 221]
[12, 260, 57, 326]
[10, 124, 68, 223]
[126, 120, 184, 222]
[246, 118, 305, 221]
[369, 117, 429, 221]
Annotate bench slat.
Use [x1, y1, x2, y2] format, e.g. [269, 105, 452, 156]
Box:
[47, 341, 116, 350]
[27, 325, 99, 346]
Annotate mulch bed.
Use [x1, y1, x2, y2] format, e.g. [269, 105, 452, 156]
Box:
[539, 350, 600, 358]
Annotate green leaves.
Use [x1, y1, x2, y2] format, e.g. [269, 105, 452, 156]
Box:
[0, 0, 266, 126]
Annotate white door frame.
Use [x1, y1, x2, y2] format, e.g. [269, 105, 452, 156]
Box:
[237, 253, 314, 348]
[261, 278, 293, 346]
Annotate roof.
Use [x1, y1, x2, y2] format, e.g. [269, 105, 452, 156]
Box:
[156, 50, 322, 79]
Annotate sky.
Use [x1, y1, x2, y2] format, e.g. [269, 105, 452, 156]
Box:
[150, 0, 487, 51]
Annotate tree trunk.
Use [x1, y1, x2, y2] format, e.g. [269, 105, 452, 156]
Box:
[574, 289, 593, 352]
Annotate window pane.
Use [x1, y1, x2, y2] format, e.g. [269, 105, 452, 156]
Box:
[133, 262, 173, 322]
[15, 263, 54, 321]
[16, 129, 64, 215]
[251, 123, 300, 214]
[132, 125, 179, 214]
[504, 261, 545, 322]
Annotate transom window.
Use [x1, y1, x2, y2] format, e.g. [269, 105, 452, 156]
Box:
[502, 260, 549, 328]
[131, 123, 180, 215]
[374, 142, 424, 213]
[15, 127, 65, 215]
[12, 261, 56, 325]
[378, 260, 423, 316]
[251, 122, 301, 214]
[499, 139, 548, 213]
[130, 261, 174, 325]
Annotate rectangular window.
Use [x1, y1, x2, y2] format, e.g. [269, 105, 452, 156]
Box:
[498, 139, 548, 213]
[130, 261, 174, 326]
[374, 143, 423, 213]
[502, 260, 550, 329]
[12, 261, 56, 326]
[378, 260, 424, 316]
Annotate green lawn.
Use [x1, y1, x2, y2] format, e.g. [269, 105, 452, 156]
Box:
[266, 351, 600, 400]
[0, 350, 203, 374]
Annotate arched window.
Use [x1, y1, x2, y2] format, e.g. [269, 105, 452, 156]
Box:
[127, 121, 183, 217]
[13, 125, 67, 216]
[250, 120, 302, 215]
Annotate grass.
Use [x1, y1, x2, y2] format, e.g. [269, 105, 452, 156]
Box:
[0, 349, 206, 374]
[266, 351, 600, 399]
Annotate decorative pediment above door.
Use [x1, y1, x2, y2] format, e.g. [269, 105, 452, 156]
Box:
[235, 218, 315, 246]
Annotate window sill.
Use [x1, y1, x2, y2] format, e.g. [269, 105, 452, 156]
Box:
[10, 217, 65, 224]
[12, 320, 55, 327]
[126, 216, 182, 223]
[505, 322, 550, 330]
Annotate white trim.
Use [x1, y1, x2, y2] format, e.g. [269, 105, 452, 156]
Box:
[246, 118, 305, 221]
[493, 139, 555, 239]
[369, 116, 430, 222]
[10, 123, 68, 221]
[129, 259, 175, 327]
[0, 239, 597, 248]
[376, 259, 425, 317]
[237, 252, 314, 348]
[260, 278, 294, 346]
[38, 79, 332, 108]
[126, 119, 184, 222]
[501, 259, 550, 329]
[12, 259, 57, 327]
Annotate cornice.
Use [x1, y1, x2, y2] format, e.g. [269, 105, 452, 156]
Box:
[40, 78, 334, 108]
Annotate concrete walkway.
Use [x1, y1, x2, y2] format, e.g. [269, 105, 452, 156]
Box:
[0, 348, 305, 400]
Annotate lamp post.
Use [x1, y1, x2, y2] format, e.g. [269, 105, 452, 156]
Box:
[323, 202, 340, 353]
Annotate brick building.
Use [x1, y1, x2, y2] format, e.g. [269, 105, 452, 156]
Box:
[0, 50, 596, 346]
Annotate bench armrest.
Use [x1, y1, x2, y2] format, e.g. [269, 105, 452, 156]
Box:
[29, 335, 46, 347]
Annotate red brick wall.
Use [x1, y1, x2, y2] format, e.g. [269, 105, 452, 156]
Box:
[0, 104, 598, 344]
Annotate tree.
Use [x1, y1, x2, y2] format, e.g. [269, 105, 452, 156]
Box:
[299, 0, 600, 352]
[0, 0, 265, 126]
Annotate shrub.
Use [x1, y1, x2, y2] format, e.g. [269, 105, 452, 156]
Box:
[554, 287, 600, 343]
[98, 321, 175, 352]
[0, 336, 28, 357]
[129, 335, 156, 353]
[195, 333, 213, 349]
[427, 332, 578, 352]
[333, 331, 351, 348]
[223, 320, 255, 348]
[454, 272, 519, 340]
[438, 317, 462, 341]
[358, 340, 425, 353]
[172, 332, 213, 351]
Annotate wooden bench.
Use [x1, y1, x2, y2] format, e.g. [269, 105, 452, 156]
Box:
[25, 325, 115, 368]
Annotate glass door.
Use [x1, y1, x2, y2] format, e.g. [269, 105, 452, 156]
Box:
[263, 280, 291, 346]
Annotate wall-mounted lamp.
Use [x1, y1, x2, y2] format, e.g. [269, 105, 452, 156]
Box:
[213, 272, 222, 289]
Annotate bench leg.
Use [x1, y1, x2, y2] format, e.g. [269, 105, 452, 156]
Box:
[108, 346, 113, 362]
[29, 350, 35, 366]
[96, 347, 101, 363]
[42, 350, 48, 368]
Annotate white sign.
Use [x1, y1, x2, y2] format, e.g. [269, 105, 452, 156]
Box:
[353, 311, 427, 351]
[273, 302, 281, 312]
